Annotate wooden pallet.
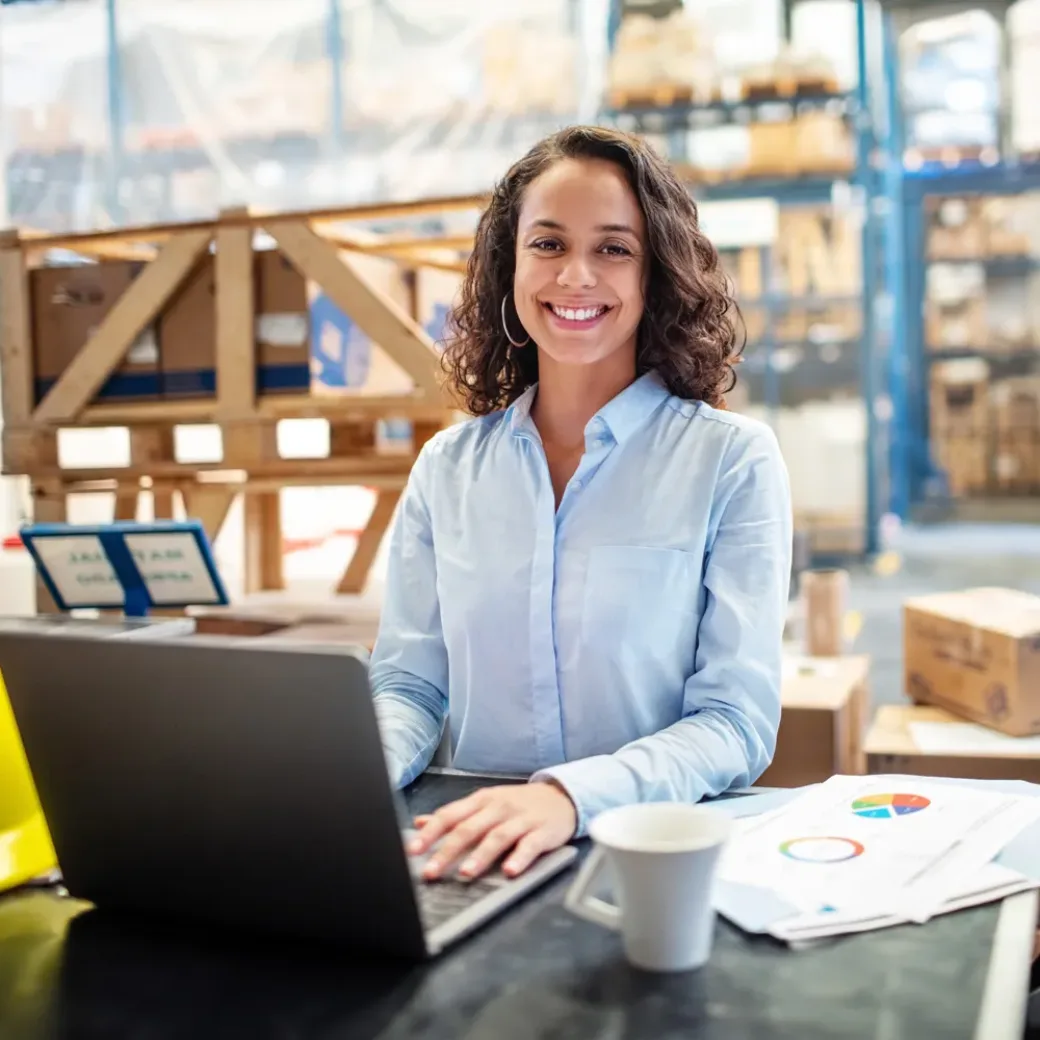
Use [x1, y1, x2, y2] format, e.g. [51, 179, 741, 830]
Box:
[0, 196, 483, 608]
[738, 75, 841, 102]
[608, 83, 708, 110]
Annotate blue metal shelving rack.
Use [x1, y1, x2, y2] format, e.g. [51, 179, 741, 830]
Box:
[881, 1, 1040, 520]
[603, 0, 884, 557]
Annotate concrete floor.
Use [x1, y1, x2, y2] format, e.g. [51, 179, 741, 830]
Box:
[845, 523, 1040, 709]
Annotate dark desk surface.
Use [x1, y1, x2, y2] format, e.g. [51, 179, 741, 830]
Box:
[0, 772, 1034, 1040]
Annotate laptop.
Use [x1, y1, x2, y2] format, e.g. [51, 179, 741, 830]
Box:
[0, 629, 578, 958]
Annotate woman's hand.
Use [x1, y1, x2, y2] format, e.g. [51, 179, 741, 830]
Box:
[408, 781, 578, 881]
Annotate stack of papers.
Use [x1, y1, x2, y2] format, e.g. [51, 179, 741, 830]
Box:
[712, 774, 1040, 945]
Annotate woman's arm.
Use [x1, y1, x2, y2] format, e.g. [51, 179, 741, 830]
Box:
[368, 445, 449, 789]
[534, 423, 792, 835]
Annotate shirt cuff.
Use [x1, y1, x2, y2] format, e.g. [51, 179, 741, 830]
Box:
[530, 755, 623, 838]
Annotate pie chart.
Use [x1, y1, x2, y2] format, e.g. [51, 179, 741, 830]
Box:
[851, 793, 931, 819]
[779, 836, 864, 863]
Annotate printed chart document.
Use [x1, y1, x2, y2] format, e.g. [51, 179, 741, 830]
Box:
[716, 774, 1040, 940]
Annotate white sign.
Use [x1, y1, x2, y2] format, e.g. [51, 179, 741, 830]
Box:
[124, 532, 222, 606]
[697, 199, 780, 249]
[33, 535, 125, 607]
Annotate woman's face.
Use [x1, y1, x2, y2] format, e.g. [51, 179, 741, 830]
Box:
[513, 157, 647, 372]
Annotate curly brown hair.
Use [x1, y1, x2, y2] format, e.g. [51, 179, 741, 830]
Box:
[441, 125, 744, 415]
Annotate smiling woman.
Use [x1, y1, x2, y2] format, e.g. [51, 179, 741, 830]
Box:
[368, 125, 792, 885]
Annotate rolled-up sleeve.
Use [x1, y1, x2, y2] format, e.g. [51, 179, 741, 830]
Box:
[534, 424, 792, 834]
[368, 444, 449, 788]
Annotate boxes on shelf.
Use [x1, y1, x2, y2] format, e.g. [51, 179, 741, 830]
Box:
[929, 358, 990, 495]
[866, 704, 1040, 783]
[481, 24, 578, 115]
[980, 196, 1037, 256]
[607, 10, 718, 106]
[904, 587, 1040, 736]
[992, 377, 1040, 492]
[793, 113, 855, 173]
[1010, 1, 1040, 155]
[900, 11, 1001, 153]
[925, 263, 988, 350]
[775, 209, 861, 298]
[256, 249, 310, 394]
[759, 654, 870, 787]
[31, 261, 160, 404]
[926, 198, 986, 261]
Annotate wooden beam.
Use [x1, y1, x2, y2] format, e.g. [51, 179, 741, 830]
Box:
[215, 208, 257, 418]
[0, 231, 34, 427]
[266, 222, 443, 398]
[33, 230, 212, 424]
[182, 486, 235, 544]
[320, 233, 474, 256]
[58, 471, 411, 495]
[19, 194, 488, 253]
[113, 490, 139, 521]
[2, 427, 58, 476]
[79, 392, 452, 427]
[33, 454, 417, 486]
[244, 491, 284, 593]
[30, 481, 67, 613]
[337, 489, 401, 595]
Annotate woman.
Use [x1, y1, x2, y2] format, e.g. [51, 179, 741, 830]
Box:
[369, 125, 792, 883]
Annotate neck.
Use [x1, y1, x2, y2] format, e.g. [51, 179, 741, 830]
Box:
[530, 351, 636, 448]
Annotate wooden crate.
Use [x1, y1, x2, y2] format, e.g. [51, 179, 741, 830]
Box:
[0, 197, 478, 608]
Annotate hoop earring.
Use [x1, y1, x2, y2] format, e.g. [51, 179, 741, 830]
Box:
[500, 292, 530, 348]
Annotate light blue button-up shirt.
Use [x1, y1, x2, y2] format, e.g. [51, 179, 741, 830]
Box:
[369, 371, 792, 835]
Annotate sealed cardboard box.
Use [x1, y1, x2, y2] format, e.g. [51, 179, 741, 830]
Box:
[926, 197, 986, 260]
[31, 261, 160, 403]
[866, 703, 1040, 783]
[256, 250, 309, 394]
[159, 254, 216, 398]
[904, 587, 1040, 736]
[759, 654, 871, 787]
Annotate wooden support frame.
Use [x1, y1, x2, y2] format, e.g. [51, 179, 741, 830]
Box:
[215, 206, 257, 419]
[0, 231, 35, 429]
[337, 489, 401, 595]
[33, 230, 212, 424]
[244, 491, 284, 593]
[268, 221, 444, 399]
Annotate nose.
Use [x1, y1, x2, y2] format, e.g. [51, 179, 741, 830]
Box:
[556, 253, 596, 289]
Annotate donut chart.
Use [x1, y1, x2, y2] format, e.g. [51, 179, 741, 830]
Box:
[779, 836, 865, 863]
[851, 793, 930, 820]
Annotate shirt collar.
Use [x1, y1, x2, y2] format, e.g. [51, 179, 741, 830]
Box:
[507, 370, 671, 446]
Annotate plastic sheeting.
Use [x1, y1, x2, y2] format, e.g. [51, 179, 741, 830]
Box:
[1, 0, 608, 233]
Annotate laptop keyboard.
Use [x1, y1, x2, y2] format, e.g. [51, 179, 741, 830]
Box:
[413, 871, 511, 931]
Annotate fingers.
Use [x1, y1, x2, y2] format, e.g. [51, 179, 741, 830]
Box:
[422, 806, 507, 880]
[457, 818, 530, 880]
[503, 828, 553, 878]
[408, 795, 483, 855]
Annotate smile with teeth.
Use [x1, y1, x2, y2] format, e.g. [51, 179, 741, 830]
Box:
[547, 303, 609, 323]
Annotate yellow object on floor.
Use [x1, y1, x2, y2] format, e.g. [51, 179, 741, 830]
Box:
[0, 669, 57, 892]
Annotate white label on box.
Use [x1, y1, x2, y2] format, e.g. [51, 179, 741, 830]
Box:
[909, 720, 1040, 757]
[124, 532, 222, 606]
[257, 313, 308, 348]
[33, 534, 125, 607]
[127, 328, 159, 365]
[697, 199, 779, 248]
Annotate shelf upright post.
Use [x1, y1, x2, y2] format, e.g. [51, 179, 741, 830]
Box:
[880, 9, 910, 520]
[855, 0, 880, 556]
[105, 0, 125, 225]
[327, 0, 346, 155]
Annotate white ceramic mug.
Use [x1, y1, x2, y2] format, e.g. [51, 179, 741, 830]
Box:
[564, 802, 733, 972]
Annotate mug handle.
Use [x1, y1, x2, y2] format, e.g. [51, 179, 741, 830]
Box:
[564, 847, 620, 931]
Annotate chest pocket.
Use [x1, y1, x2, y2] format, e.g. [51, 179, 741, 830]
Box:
[581, 545, 699, 665]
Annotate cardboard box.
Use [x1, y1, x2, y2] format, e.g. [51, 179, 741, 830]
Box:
[256, 621, 379, 651]
[759, 654, 871, 787]
[159, 254, 216, 398]
[866, 704, 1040, 783]
[31, 261, 160, 403]
[256, 250, 310, 394]
[926, 197, 986, 260]
[904, 588, 1040, 736]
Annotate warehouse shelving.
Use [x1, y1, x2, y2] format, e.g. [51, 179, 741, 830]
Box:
[603, 0, 883, 558]
[882, 3, 1040, 522]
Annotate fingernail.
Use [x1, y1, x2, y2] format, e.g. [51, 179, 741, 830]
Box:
[423, 859, 440, 878]
[503, 860, 518, 875]
[407, 838, 423, 854]
[460, 858, 477, 876]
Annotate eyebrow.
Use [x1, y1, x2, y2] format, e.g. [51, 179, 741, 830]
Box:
[528, 219, 640, 236]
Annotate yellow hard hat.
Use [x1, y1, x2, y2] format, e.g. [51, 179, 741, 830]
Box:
[0, 668, 57, 891]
